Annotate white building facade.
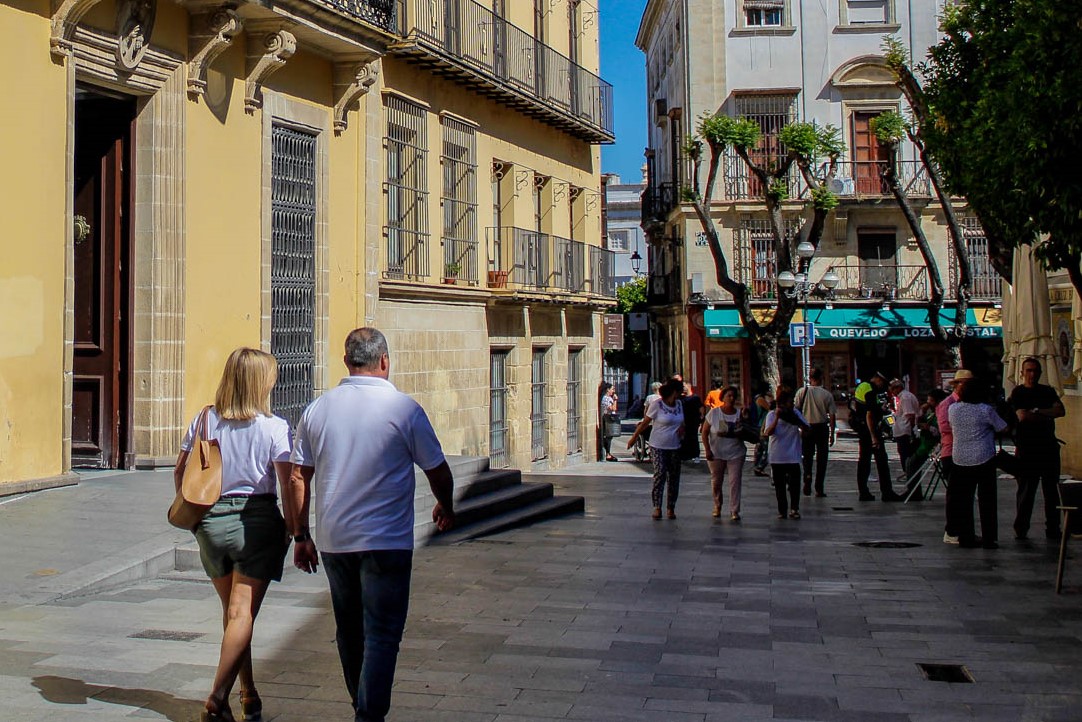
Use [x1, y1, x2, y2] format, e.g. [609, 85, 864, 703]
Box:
[636, 0, 1002, 403]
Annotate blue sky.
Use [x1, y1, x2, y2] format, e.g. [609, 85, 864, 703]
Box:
[599, 0, 648, 184]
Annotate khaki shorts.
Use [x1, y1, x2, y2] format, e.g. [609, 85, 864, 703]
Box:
[194, 495, 288, 581]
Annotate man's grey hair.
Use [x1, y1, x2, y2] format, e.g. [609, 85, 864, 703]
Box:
[345, 327, 389, 369]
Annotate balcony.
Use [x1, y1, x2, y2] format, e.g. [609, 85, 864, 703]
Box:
[487, 226, 614, 298]
[391, 0, 614, 143]
[741, 263, 932, 302]
[315, 0, 397, 33]
[641, 182, 680, 227]
[719, 157, 932, 201]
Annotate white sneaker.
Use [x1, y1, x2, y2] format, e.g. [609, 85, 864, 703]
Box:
[943, 532, 959, 545]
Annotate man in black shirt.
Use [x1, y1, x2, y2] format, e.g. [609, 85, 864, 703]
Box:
[1009, 357, 1066, 540]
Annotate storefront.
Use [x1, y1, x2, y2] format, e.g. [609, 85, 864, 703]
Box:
[699, 305, 1003, 400]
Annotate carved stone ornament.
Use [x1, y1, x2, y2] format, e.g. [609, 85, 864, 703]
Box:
[115, 0, 157, 72]
[50, 0, 108, 57]
[244, 30, 296, 113]
[332, 60, 379, 133]
[187, 6, 243, 96]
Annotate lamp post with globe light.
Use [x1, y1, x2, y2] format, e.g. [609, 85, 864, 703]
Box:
[777, 240, 840, 388]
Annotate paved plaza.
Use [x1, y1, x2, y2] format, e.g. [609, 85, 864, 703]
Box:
[2, 438, 1082, 721]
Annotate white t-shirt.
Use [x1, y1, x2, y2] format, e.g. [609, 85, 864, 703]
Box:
[704, 407, 747, 460]
[291, 376, 446, 553]
[892, 390, 921, 437]
[765, 408, 808, 465]
[646, 397, 684, 450]
[181, 408, 292, 496]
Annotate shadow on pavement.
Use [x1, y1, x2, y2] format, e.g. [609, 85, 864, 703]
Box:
[33, 675, 197, 721]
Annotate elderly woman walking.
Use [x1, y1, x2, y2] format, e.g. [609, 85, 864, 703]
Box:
[947, 380, 1008, 549]
[627, 378, 686, 519]
[174, 348, 293, 722]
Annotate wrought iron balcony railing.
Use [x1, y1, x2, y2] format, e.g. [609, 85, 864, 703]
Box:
[486, 226, 614, 297]
[717, 156, 933, 201]
[393, 0, 614, 143]
[442, 237, 479, 285]
[317, 0, 397, 32]
[641, 182, 680, 225]
[738, 263, 931, 302]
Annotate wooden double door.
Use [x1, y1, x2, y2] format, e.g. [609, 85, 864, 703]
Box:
[71, 90, 136, 468]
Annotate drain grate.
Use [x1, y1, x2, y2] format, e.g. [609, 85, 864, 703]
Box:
[832, 507, 855, 511]
[853, 541, 923, 549]
[917, 663, 974, 683]
[128, 629, 204, 642]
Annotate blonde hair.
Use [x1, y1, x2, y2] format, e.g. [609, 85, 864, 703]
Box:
[214, 348, 278, 420]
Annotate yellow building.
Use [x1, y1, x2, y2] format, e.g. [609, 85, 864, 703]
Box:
[0, 0, 615, 493]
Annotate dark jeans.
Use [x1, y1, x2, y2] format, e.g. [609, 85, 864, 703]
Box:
[947, 459, 998, 544]
[895, 434, 916, 474]
[322, 549, 413, 722]
[772, 463, 802, 515]
[855, 424, 896, 498]
[801, 423, 830, 493]
[1014, 451, 1062, 538]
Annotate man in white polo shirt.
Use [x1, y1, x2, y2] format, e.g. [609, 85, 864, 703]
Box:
[288, 327, 455, 722]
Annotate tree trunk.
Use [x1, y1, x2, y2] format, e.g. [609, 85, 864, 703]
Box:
[750, 331, 781, 395]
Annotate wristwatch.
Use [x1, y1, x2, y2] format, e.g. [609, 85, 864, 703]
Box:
[1031, 407, 1040, 415]
[293, 530, 311, 543]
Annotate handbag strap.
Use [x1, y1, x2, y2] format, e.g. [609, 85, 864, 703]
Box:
[195, 405, 213, 443]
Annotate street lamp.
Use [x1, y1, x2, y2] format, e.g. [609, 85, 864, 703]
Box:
[630, 249, 643, 275]
[776, 243, 839, 387]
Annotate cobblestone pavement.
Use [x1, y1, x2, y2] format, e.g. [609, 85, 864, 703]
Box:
[2, 438, 1082, 721]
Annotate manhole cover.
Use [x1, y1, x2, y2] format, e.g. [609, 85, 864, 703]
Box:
[853, 541, 923, 549]
[917, 663, 974, 683]
[832, 507, 854, 511]
[128, 629, 204, 642]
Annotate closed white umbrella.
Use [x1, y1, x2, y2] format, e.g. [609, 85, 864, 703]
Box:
[1003, 244, 1062, 393]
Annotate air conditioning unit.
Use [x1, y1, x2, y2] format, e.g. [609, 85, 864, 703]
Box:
[828, 176, 855, 195]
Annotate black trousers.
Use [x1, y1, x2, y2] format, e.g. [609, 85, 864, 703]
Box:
[855, 424, 895, 498]
[1014, 450, 1061, 538]
[895, 434, 916, 474]
[947, 459, 998, 544]
[772, 463, 802, 515]
[801, 423, 830, 493]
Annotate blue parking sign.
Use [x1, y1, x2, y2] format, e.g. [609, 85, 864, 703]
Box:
[789, 322, 815, 347]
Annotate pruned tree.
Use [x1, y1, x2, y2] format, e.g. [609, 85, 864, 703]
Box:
[686, 115, 843, 392]
[870, 108, 969, 368]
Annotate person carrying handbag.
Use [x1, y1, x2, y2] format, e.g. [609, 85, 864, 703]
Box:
[600, 383, 619, 462]
[173, 348, 294, 722]
[701, 385, 748, 521]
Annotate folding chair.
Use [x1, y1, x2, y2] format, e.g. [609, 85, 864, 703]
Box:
[904, 445, 946, 503]
[1055, 480, 1082, 594]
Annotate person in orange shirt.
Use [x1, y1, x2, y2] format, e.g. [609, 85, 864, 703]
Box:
[704, 379, 723, 410]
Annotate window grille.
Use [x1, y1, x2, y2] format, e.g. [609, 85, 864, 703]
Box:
[489, 350, 510, 468]
[441, 116, 478, 283]
[531, 348, 548, 461]
[608, 230, 629, 252]
[734, 217, 800, 299]
[384, 95, 429, 280]
[270, 125, 317, 429]
[566, 349, 583, 454]
[730, 93, 798, 197]
[954, 218, 1002, 300]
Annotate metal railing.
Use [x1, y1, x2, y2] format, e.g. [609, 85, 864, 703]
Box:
[553, 235, 586, 292]
[486, 226, 614, 297]
[640, 182, 680, 224]
[395, 0, 614, 139]
[442, 237, 479, 284]
[829, 160, 932, 198]
[826, 264, 931, 301]
[318, 0, 397, 32]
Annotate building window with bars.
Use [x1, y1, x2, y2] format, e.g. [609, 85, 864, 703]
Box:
[734, 217, 801, 299]
[489, 350, 510, 468]
[741, 0, 785, 27]
[440, 116, 477, 284]
[726, 93, 799, 198]
[566, 349, 583, 454]
[270, 124, 318, 429]
[955, 218, 1002, 300]
[384, 95, 429, 280]
[531, 348, 548, 461]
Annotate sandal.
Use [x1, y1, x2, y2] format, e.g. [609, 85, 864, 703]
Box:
[788, 510, 801, 520]
[201, 703, 237, 722]
[240, 691, 263, 721]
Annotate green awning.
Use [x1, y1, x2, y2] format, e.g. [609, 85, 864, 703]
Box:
[704, 307, 1002, 340]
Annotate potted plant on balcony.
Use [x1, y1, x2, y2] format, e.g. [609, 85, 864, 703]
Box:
[487, 268, 509, 288]
[443, 262, 461, 285]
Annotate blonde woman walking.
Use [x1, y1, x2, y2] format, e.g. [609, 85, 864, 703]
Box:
[174, 348, 293, 722]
